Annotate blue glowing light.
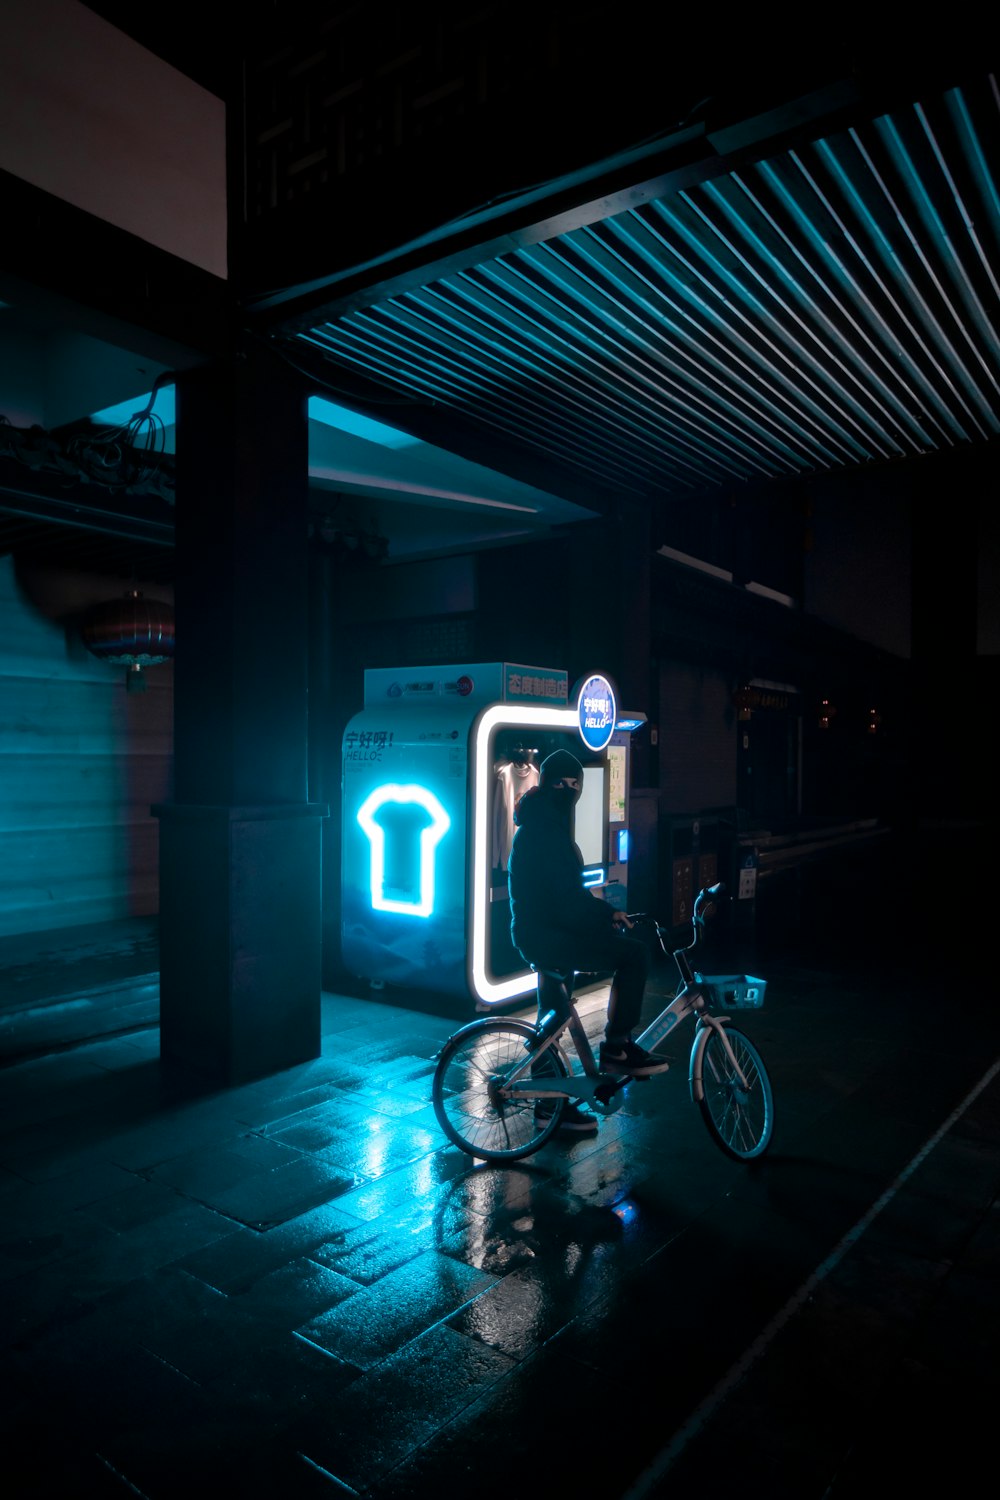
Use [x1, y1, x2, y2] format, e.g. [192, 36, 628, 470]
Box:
[471, 702, 580, 1005]
[309, 395, 420, 449]
[577, 673, 616, 752]
[356, 783, 451, 917]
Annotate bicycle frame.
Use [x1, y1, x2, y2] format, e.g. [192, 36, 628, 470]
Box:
[497, 978, 749, 1114]
[496, 888, 754, 1111]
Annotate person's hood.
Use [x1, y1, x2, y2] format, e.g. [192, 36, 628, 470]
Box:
[513, 783, 565, 829]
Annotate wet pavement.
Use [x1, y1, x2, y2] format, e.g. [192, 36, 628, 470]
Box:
[1, 823, 997, 1497]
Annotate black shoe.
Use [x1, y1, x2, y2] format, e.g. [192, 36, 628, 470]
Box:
[534, 1100, 598, 1136]
[599, 1039, 670, 1078]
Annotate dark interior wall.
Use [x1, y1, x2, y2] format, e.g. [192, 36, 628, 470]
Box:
[657, 661, 736, 815]
[803, 466, 912, 659]
[324, 535, 573, 687]
[909, 444, 998, 819]
[0, 556, 173, 937]
[474, 538, 571, 669]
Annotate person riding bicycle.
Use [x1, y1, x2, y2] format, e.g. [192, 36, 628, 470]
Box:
[507, 748, 669, 1135]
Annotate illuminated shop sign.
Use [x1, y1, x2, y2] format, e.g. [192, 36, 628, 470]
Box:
[576, 673, 617, 753]
[504, 666, 569, 703]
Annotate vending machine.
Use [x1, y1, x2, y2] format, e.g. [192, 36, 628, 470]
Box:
[340, 662, 645, 1009]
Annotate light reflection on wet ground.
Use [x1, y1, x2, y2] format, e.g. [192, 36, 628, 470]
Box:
[2, 828, 998, 1495]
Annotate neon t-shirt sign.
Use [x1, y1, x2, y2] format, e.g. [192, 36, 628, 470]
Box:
[356, 784, 451, 917]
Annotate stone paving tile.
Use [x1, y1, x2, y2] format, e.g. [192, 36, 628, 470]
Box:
[291, 1321, 518, 1492]
[83, 1405, 330, 1500]
[1, 1199, 126, 1287]
[260, 1093, 385, 1147]
[0, 1073, 153, 1166]
[960, 1194, 1000, 1275]
[603, 1251, 966, 1499]
[0, 1155, 134, 1226]
[325, 1146, 501, 1226]
[228, 1056, 360, 1116]
[230, 1080, 349, 1132]
[116, 1263, 353, 1387]
[368, 1334, 608, 1500]
[197, 1154, 359, 1230]
[9, 1444, 146, 1498]
[74, 1174, 206, 1234]
[174, 1198, 364, 1293]
[275, 1112, 442, 1187]
[343, 1054, 440, 1098]
[447, 1254, 610, 1360]
[201, 1313, 362, 1410]
[360, 1086, 437, 1120]
[917, 1263, 1000, 1373]
[77, 1116, 251, 1177]
[310, 1183, 487, 1285]
[85, 1030, 163, 1072]
[143, 1131, 305, 1196]
[865, 1131, 1000, 1261]
[7, 1319, 210, 1455]
[296, 1248, 497, 1369]
[6, 1259, 351, 1477]
[0, 1259, 108, 1350]
[2, 1134, 126, 1185]
[48, 1198, 236, 1300]
[233, 1254, 361, 1330]
[0, 1046, 112, 1103]
[27, 1265, 242, 1385]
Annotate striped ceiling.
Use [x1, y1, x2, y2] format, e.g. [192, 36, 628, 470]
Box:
[290, 70, 1000, 506]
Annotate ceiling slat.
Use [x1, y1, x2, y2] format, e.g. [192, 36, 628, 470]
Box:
[295, 75, 1000, 503]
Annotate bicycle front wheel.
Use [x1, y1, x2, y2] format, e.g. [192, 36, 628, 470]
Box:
[692, 1024, 774, 1162]
[432, 1018, 568, 1162]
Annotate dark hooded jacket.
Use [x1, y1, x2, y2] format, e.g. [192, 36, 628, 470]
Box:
[507, 782, 616, 961]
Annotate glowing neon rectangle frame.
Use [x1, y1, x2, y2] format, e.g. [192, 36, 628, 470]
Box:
[469, 701, 580, 1006]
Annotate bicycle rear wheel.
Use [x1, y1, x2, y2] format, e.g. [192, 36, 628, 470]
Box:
[692, 1024, 774, 1161]
[432, 1018, 567, 1162]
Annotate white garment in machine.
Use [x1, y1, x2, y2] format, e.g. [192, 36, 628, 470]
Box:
[492, 759, 539, 871]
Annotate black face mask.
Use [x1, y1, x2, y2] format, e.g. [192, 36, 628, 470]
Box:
[547, 781, 581, 809]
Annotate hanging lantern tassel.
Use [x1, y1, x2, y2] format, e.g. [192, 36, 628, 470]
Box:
[81, 589, 175, 694]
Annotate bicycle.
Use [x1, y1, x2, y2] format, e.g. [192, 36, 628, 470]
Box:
[431, 882, 774, 1163]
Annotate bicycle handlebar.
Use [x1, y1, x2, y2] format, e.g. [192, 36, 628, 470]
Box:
[694, 882, 725, 916]
[625, 882, 726, 931]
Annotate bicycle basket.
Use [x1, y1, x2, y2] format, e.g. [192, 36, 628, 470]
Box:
[696, 973, 767, 1009]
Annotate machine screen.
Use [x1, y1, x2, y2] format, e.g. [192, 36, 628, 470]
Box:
[574, 765, 606, 870]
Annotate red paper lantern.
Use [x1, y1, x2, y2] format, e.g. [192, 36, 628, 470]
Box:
[81, 588, 175, 694]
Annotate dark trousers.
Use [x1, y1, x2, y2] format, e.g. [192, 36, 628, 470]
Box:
[521, 926, 650, 1041]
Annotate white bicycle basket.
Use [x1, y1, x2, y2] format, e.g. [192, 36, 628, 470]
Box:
[696, 973, 767, 1009]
